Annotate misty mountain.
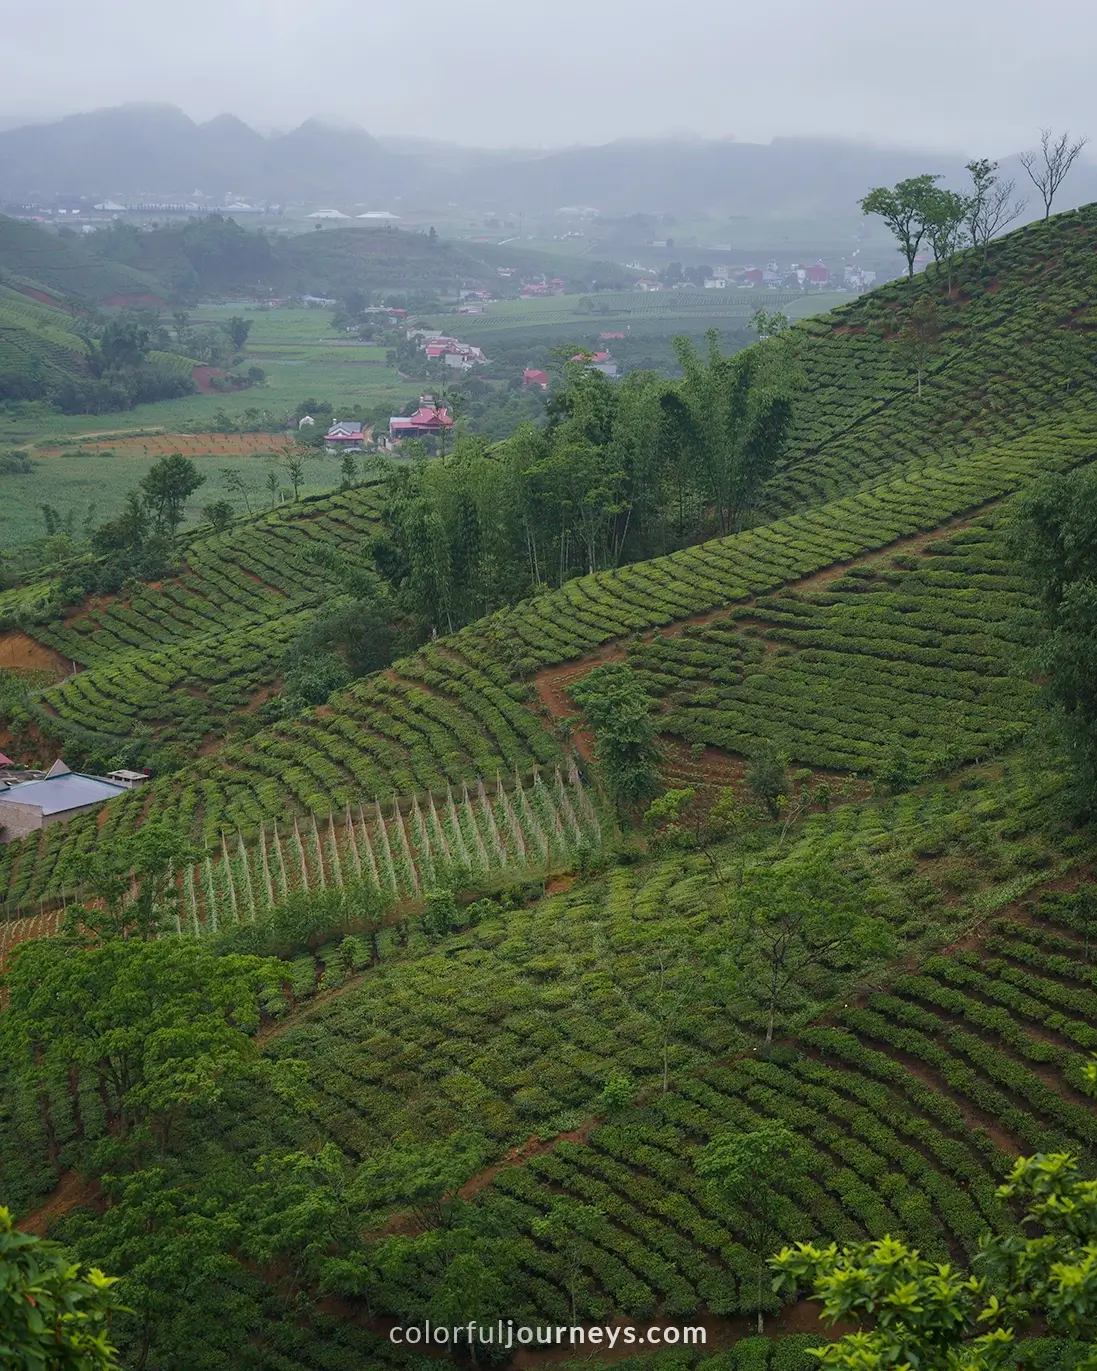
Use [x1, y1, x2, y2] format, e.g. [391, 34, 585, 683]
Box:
[0, 105, 417, 201]
[2, 105, 1095, 219]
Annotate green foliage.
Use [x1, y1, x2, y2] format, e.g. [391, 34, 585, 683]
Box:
[747, 744, 791, 819]
[568, 662, 662, 812]
[1010, 467, 1097, 811]
[861, 175, 947, 278]
[0, 1207, 125, 1371]
[773, 1152, 1097, 1369]
[138, 454, 206, 539]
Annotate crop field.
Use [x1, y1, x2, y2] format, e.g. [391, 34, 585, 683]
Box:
[630, 514, 1035, 778]
[16, 484, 385, 748]
[1, 424, 1085, 908]
[0, 442, 339, 547]
[172, 766, 601, 934]
[425, 289, 816, 337]
[241, 765, 1095, 1327]
[34, 431, 295, 457]
[0, 302, 417, 452]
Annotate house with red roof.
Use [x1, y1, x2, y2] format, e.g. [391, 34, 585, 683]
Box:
[523, 368, 550, 390]
[325, 421, 366, 448]
[389, 396, 455, 441]
[805, 262, 829, 285]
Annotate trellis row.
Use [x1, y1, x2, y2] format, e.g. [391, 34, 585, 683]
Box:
[175, 765, 602, 935]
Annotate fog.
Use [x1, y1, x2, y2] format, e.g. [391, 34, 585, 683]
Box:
[3, 0, 1094, 153]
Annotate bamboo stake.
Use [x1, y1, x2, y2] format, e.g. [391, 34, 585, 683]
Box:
[220, 832, 239, 924]
[238, 831, 257, 921]
[292, 817, 309, 893]
[393, 796, 419, 896]
[360, 805, 381, 890]
[463, 782, 491, 870]
[204, 856, 219, 931]
[259, 824, 275, 908]
[310, 812, 327, 889]
[186, 864, 199, 934]
[477, 777, 507, 864]
[328, 812, 343, 889]
[374, 801, 399, 894]
[345, 802, 362, 878]
[272, 824, 289, 900]
[445, 785, 472, 868]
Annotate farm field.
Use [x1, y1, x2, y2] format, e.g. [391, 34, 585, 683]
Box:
[0, 302, 419, 453]
[0, 438, 344, 547]
[424, 288, 832, 338]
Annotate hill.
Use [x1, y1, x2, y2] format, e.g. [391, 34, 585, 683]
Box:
[0, 215, 164, 302]
[4, 203, 1097, 1370]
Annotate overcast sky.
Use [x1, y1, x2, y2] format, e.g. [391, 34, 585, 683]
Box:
[2, 0, 1093, 154]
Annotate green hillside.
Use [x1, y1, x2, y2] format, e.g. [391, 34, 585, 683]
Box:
[0, 280, 89, 399]
[0, 216, 164, 301]
[4, 204, 1097, 1371]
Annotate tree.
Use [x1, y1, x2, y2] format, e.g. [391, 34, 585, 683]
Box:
[0, 938, 282, 1149]
[283, 454, 306, 501]
[746, 741, 789, 819]
[924, 186, 971, 290]
[138, 455, 206, 540]
[663, 329, 795, 534]
[894, 294, 942, 399]
[71, 820, 196, 942]
[530, 1201, 603, 1323]
[225, 317, 252, 350]
[966, 160, 1027, 263]
[696, 1123, 807, 1333]
[1019, 128, 1089, 220]
[339, 453, 359, 489]
[772, 1151, 1097, 1370]
[1010, 467, 1097, 811]
[860, 175, 942, 279]
[219, 468, 253, 515]
[731, 859, 894, 1051]
[202, 499, 235, 533]
[0, 1207, 125, 1371]
[265, 470, 282, 506]
[567, 662, 661, 813]
[751, 309, 790, 341]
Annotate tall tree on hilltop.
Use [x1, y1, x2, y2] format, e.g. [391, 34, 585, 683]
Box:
[860, 174, 942, 279]
[924, 185, 971, 291]
[1019, 128, 1090, 219]
[965, 159, 1027, 262]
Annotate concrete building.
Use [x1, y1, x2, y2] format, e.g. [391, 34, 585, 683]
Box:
[0, 760, 126, 842]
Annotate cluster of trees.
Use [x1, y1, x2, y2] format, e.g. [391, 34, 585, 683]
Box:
[862, 129, 1087, 283]
[368, 334, 794, 636]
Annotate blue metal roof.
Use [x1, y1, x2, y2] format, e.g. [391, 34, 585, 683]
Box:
[0, 772, 126, 816]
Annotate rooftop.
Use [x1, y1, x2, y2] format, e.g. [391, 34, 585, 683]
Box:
[0, 769, 126, 816]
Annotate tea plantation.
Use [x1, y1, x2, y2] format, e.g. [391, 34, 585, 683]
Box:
[4, 203, 1097, 1371]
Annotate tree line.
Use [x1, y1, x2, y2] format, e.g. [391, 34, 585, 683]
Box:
[367, 333, 795, 637]
[861, 128, 1088, 282]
